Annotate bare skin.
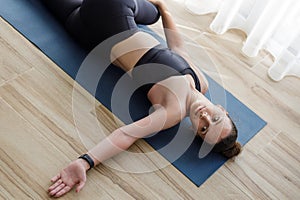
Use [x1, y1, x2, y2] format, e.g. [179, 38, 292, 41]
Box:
[48, 0, 232, 197]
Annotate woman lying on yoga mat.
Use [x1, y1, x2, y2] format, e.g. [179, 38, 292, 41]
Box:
[43, 0, 241, 197]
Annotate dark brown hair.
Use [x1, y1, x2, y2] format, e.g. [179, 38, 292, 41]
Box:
[212, 116, 242, 158]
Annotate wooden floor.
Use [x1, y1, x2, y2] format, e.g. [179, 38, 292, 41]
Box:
[1, 0, 300, 199]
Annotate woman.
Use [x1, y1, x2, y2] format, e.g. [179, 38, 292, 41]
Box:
[44, 0, 241, 197]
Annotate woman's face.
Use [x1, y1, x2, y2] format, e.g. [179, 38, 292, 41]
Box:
[189, 102, 232, 144]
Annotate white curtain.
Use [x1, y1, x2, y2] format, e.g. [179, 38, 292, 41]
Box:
[185, 0, 300, 81]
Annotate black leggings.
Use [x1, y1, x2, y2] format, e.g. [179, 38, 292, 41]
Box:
[41, 0, 160, 49]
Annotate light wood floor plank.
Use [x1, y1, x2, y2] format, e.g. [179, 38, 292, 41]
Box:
[0, 34, 32, 86]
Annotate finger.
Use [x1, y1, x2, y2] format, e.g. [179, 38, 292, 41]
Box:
[54, 185, 72, 198]
[76, 180, 86, 193]
[48, 179, 63, 192]
[50, 174, 61, 182]
[49, 182, 66, 196]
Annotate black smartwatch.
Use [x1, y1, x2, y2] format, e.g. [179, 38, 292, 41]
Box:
[78, 154, 94, 170]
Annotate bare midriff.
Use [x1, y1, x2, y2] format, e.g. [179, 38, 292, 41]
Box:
[110, 31, 161, 71]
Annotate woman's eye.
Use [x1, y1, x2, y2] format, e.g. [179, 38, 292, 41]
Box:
[212, 116, 220, 122]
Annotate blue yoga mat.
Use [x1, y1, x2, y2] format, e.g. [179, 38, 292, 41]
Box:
[1, 0, 266, 186]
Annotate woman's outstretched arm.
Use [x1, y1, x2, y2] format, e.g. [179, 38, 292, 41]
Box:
[48, 106, 175, 198]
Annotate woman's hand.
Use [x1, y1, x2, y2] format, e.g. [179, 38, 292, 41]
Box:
[48, 159, 89, 198]
[148, 0, 167, 11]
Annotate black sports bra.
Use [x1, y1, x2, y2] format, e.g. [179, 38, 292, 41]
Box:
[132, 44, 201, 92]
